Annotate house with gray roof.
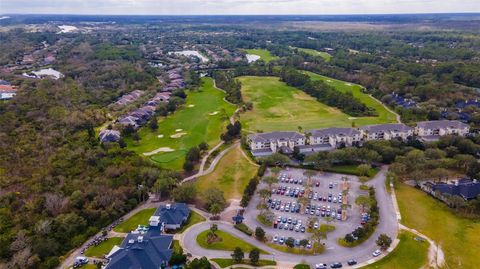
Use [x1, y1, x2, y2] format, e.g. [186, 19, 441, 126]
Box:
[359, 123, 413, 141]
[415, 120, 470, 141]
[247, 131, 306, 157]
[307, 128, 361, 150]
[105, 228, 173, 269]
[99, 129, 121, 143]
[149, 203, 190, 230]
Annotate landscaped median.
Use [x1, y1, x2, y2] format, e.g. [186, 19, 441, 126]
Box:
[196, 229, 269, 254]
[266, 242, 324, 255]
[211, 258, 276, 268]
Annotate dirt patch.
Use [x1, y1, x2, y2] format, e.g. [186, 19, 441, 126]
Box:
[170, 132, 187, 138]
[143, 147, 175, 156]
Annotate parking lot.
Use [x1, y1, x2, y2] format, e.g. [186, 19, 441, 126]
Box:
[244, 167, 368, 248]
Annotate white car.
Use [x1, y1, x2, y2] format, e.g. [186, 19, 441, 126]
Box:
[273, 235, 278, 242]
[315, 264, 327, 269]
[372, 249, 382, 257]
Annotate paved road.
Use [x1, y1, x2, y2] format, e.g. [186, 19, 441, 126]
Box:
[182, 166, 399, 268]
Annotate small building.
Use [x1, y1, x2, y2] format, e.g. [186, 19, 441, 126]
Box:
[0, 84, 18, 100]
[308, 127, 361, 149]
[105, 228, 173, 269]
[360, 123, 413, 141]
[149, 203, 191, 230]
[415, 120, 470, 141]
[99, 129, 121, 143]
[247, 131, 306, 157]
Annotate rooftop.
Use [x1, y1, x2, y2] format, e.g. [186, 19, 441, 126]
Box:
[416, 120, 469, 130]
[248, 131, 304, 143]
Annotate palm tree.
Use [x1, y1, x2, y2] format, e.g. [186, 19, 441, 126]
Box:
[258, 188, 271, 203]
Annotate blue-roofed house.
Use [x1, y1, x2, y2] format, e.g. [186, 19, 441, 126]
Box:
[105, 228, 173, 269]
[421, 179, 480, 201]
[149, 203, 191, 230]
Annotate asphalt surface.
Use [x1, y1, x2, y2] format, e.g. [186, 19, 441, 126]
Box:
[181, 166, 398, 268]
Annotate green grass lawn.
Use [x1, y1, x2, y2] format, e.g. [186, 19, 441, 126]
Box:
[244, 49, 279, 63]
[125, 77, 236, 170]
[304, 71, 398, 125]
[238, 76, 393, 132]
[325, 164, 379, 178]
[396, 183, 480, 268]
[212, 258, 276, 268]
[293, 47, 331, 62]
[113, 208, 157, 233]
[361, 231, 429, 269]
[196, 229, 268, 254]
[196, 144, 258, 200]
[84, 237, 124, 258]
[177, 211, 206, 233]
[267, 242, 324, 255]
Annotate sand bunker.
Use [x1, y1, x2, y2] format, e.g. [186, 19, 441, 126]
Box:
[345, 83, 352, 86]
[157, 135, 164, 138]
[175, 129, 183, 132]
[143, 147, 174, 156]
[170, 132, 187, 138]
[348, 117, 357, 120]
[209, 111, 219, 115]
[188, 104, 195, 107]
[327, 80, 332, 82]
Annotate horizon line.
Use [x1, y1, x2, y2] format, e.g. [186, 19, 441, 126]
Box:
[2, 12, 480, 16]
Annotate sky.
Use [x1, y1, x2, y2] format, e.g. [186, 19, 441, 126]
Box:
[1, 0, 480, 15]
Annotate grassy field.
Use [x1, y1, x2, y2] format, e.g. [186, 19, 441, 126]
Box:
[396, 183, 480, 268]
[84, 237, 124, 258]
[244, 49, 279, 63]
[126, 77, 236, 170]
[361, 231, 429, 269]
[304, 71, 397, 125]
[196, 229, 268, 254]
[238, 76, 393, 132]
[113, 208, 156, 233]
[196, 144, 258, 200]
[211, 258, 276, 268]
[177, 211, 206, 233]
[294, 47, 331, 62]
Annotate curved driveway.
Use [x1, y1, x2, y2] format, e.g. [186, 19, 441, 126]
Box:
[182, 167, 398, 267]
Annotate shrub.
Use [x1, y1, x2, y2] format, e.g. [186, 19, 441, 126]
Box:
[234, 223, 253, 236]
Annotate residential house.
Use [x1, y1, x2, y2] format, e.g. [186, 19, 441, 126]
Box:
[360, 123, 413, 141]
[247, 131, 306, 157]
[307, 127, 361, 150]
[0, 84, 18, 100]
[149, 203, 191, 230]
[416, 120, 470, 141]
[421, 179, 480, 201]
[99, 129, 121, 143]
[105, 228, 173, 269]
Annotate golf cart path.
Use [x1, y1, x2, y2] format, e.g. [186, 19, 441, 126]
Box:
[368, 94, 401, 123]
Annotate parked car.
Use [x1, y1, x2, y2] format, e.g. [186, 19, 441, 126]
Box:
[372, 250, 381, 257]
[330, 262, 342, 268]
[273, 235, 278, 242]
[315, 264, 327, 269]
[347, 259, 357, 266]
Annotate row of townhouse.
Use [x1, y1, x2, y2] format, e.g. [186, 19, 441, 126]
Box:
[247, 120, 470, 157]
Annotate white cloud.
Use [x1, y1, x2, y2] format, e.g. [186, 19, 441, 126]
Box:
[1, 0, 479, 15]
